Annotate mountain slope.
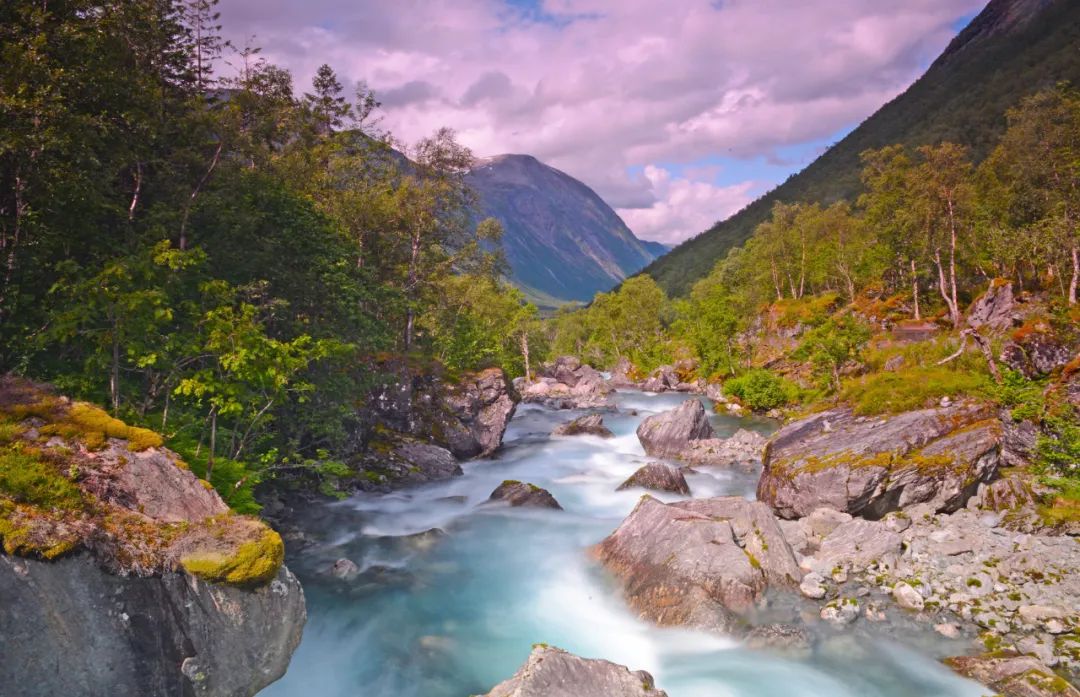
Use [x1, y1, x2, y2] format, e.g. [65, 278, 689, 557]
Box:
[642, 0, 1080, 297]
[467, 154, 661, 307]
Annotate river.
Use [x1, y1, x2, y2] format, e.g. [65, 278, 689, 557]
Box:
[261, 390, 985, 697]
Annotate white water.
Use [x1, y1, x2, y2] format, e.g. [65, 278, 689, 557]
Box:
[261, 391, 986, 697]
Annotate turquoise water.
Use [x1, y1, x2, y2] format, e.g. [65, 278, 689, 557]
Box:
[262, 392, 985, 697]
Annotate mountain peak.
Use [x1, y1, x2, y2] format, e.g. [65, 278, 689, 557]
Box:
[935, 0, 1055, 66]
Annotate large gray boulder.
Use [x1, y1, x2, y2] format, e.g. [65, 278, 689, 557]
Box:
[679, 428, 767, 468]
[482, 645, 667, 697]
[0, 555, 304, 697]
[523, 357, 615, 410]
[636, 399, 714, 458]
[616, 462, 690, 495]
[593, 496, 800, 633]
[435, 367, 518, 458]
[758, 403, 1003, 519]
[967, 279, 1016, 332]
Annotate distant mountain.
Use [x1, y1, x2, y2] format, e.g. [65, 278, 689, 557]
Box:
[641, 0, 1080, 297]
[467, 154, 663, 307]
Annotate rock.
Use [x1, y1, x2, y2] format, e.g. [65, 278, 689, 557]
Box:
[435, 367, 518, 458]
[945, 653, 1080, 697]
[967, 279, 1016, 332]
[592, 496, 799, 634]
[552, 413, 614, 438]
[806, 518, 902, 575]
[0, 378, 305, 697]
[884, 354, 905, 372]
[799, 572, 827, 599]
[635, 399, 714, 458]
[820, 598, 860, 626]
[893, 582, 926, 611]
[487, 481, 563, 509]
[679, 429, 767, 468]
[935, 622, 961, 639]
[973, 473, 1037, 511]
[482, 645, 667, 697]
[525, 358, 615, 409]
[329, 558, 360, 581]
[705, 382, 725, 402]
[758, 403, 1003, 519]
[641, 364, 681, 393]
[610, 356, 636, 387]
[360, 439, 462, 488]
[617, 463, 690, 495]
[744, 624, 813, 656]
[0, 555, 305, 697]
[1002, 319, 1075, 378]
[805, 507, 853, 540]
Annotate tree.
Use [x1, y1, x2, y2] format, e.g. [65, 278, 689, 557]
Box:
[795, 315, 872, 391]
[304, 64, 352, 135]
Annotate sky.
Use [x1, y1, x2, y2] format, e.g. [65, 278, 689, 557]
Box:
[215, 0, 987, 245]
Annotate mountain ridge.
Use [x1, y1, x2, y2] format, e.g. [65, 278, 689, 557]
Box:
[641, 0, 1080, 297]
[467, 153, 662, 308]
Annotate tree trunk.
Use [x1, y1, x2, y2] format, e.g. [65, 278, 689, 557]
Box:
[110, 314, 120, 414]
[945, 198, 961, 327]
[404, 231, 421, 350]
[207, 408, 218, 484]
[934, 249, 959, 328]
[1070, 244, 1078, 306]
[910, 258, 920, 321]
[520, 332, 531, 382]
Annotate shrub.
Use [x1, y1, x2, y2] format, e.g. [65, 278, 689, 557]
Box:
[724, 369, 798, 411]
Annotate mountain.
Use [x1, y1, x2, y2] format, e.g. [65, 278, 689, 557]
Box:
[641, 0, 1080, 298]
[467, 154, 663, 307]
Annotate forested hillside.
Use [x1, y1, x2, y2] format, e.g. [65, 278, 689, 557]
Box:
[0, 0, 543, 507]
[643, 0, 1080, 297]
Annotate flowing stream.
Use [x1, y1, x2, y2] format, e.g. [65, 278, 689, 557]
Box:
[262, 391, 985, 697]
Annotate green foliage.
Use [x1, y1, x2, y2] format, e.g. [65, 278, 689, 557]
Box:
[795, 315, 872, 391]
[994, 369, 1047, 423]
[1036, 407, 1080, 480]
[723, 370, 798, 411]
[840, 366, 994, 416]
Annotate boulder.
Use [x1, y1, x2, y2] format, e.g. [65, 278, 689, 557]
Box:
[617, 463, 690, 495]
[610, 356, 636, 388]
[758, 403, 1003, 519]
[435, 368, 518, 458]
[482, 645, 667, 697]
[592, 496, 800, 634]
[636, 399, 714, 458]
[744, 624, 813, 656]
[641, 365, 680, 393]
[945, 653, 1080, 697]
[967, 279, 1016, 332]
[804, 518, 903, 575]
[329, 558, 361, 581]
[487, 481, 563, 510]
[524, 358, 615, 410]
[358, 439, 462, 490]
[679, 429, 767, 468]
[1002, 318, 1075, 378]
[893, 582, 925, 611]
[553, 413, 614, 438]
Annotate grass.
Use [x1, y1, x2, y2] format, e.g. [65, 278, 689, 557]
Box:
[840, 365, 994, 415]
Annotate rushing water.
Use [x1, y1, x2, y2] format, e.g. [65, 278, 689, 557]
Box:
[262, 391, 985, 697]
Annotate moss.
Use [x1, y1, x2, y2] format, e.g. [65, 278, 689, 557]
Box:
[181, 527, 284, 587]
[66, 403, 163, 451]
[0, 446, 84, 510]
[967, 577, 983, 588]
[744, 549, 761, 569]
[1019, 670, 1071, 694]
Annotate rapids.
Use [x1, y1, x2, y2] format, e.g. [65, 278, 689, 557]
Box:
[261, 391, 985, 697]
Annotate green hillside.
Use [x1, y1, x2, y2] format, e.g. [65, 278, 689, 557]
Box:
[643, 0, 1080, 297]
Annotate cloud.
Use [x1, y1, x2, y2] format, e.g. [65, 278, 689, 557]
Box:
[215, 0, 986, 243]
[617, 166, 754, 245]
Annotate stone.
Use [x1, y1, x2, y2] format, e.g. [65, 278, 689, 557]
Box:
[806, 518, 902, 575]
[820, 598, 860, 626]
[435, 367, 518, 458]
[967, 280, 1016, 333]
[800, 572, 827, 599]
[610, 356, 636, 388]
[0, 554, 304, 697]
[945, 653, 1080, 697]
[805, 507, 853, 540]
[935, 622, 961, 639]
[678, 429, 767, 468]
[616, 463, 691, 495]
[482, 645, 667, 697]
[329, 558, 360, 581]
[893, 582, 925, 611]
[552, 413, 614, 438]
[487, 481, 563, 509]
[635, 399, 714, 458]
[744, 624, 813, 656]
[593, 496, 799, 634]
[525, 357, 615, 410]
[758, 402, 1003, 519]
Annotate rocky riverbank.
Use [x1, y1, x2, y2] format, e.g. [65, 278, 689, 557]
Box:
[0, 377, 305, 697]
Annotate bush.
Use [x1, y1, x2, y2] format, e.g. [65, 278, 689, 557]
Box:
[724, 369, 798, 411]
[1036, 407, 1080, 480]
[840, 366, 993, 415]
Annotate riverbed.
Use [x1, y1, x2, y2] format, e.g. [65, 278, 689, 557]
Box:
[261, 391, 985, 697]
